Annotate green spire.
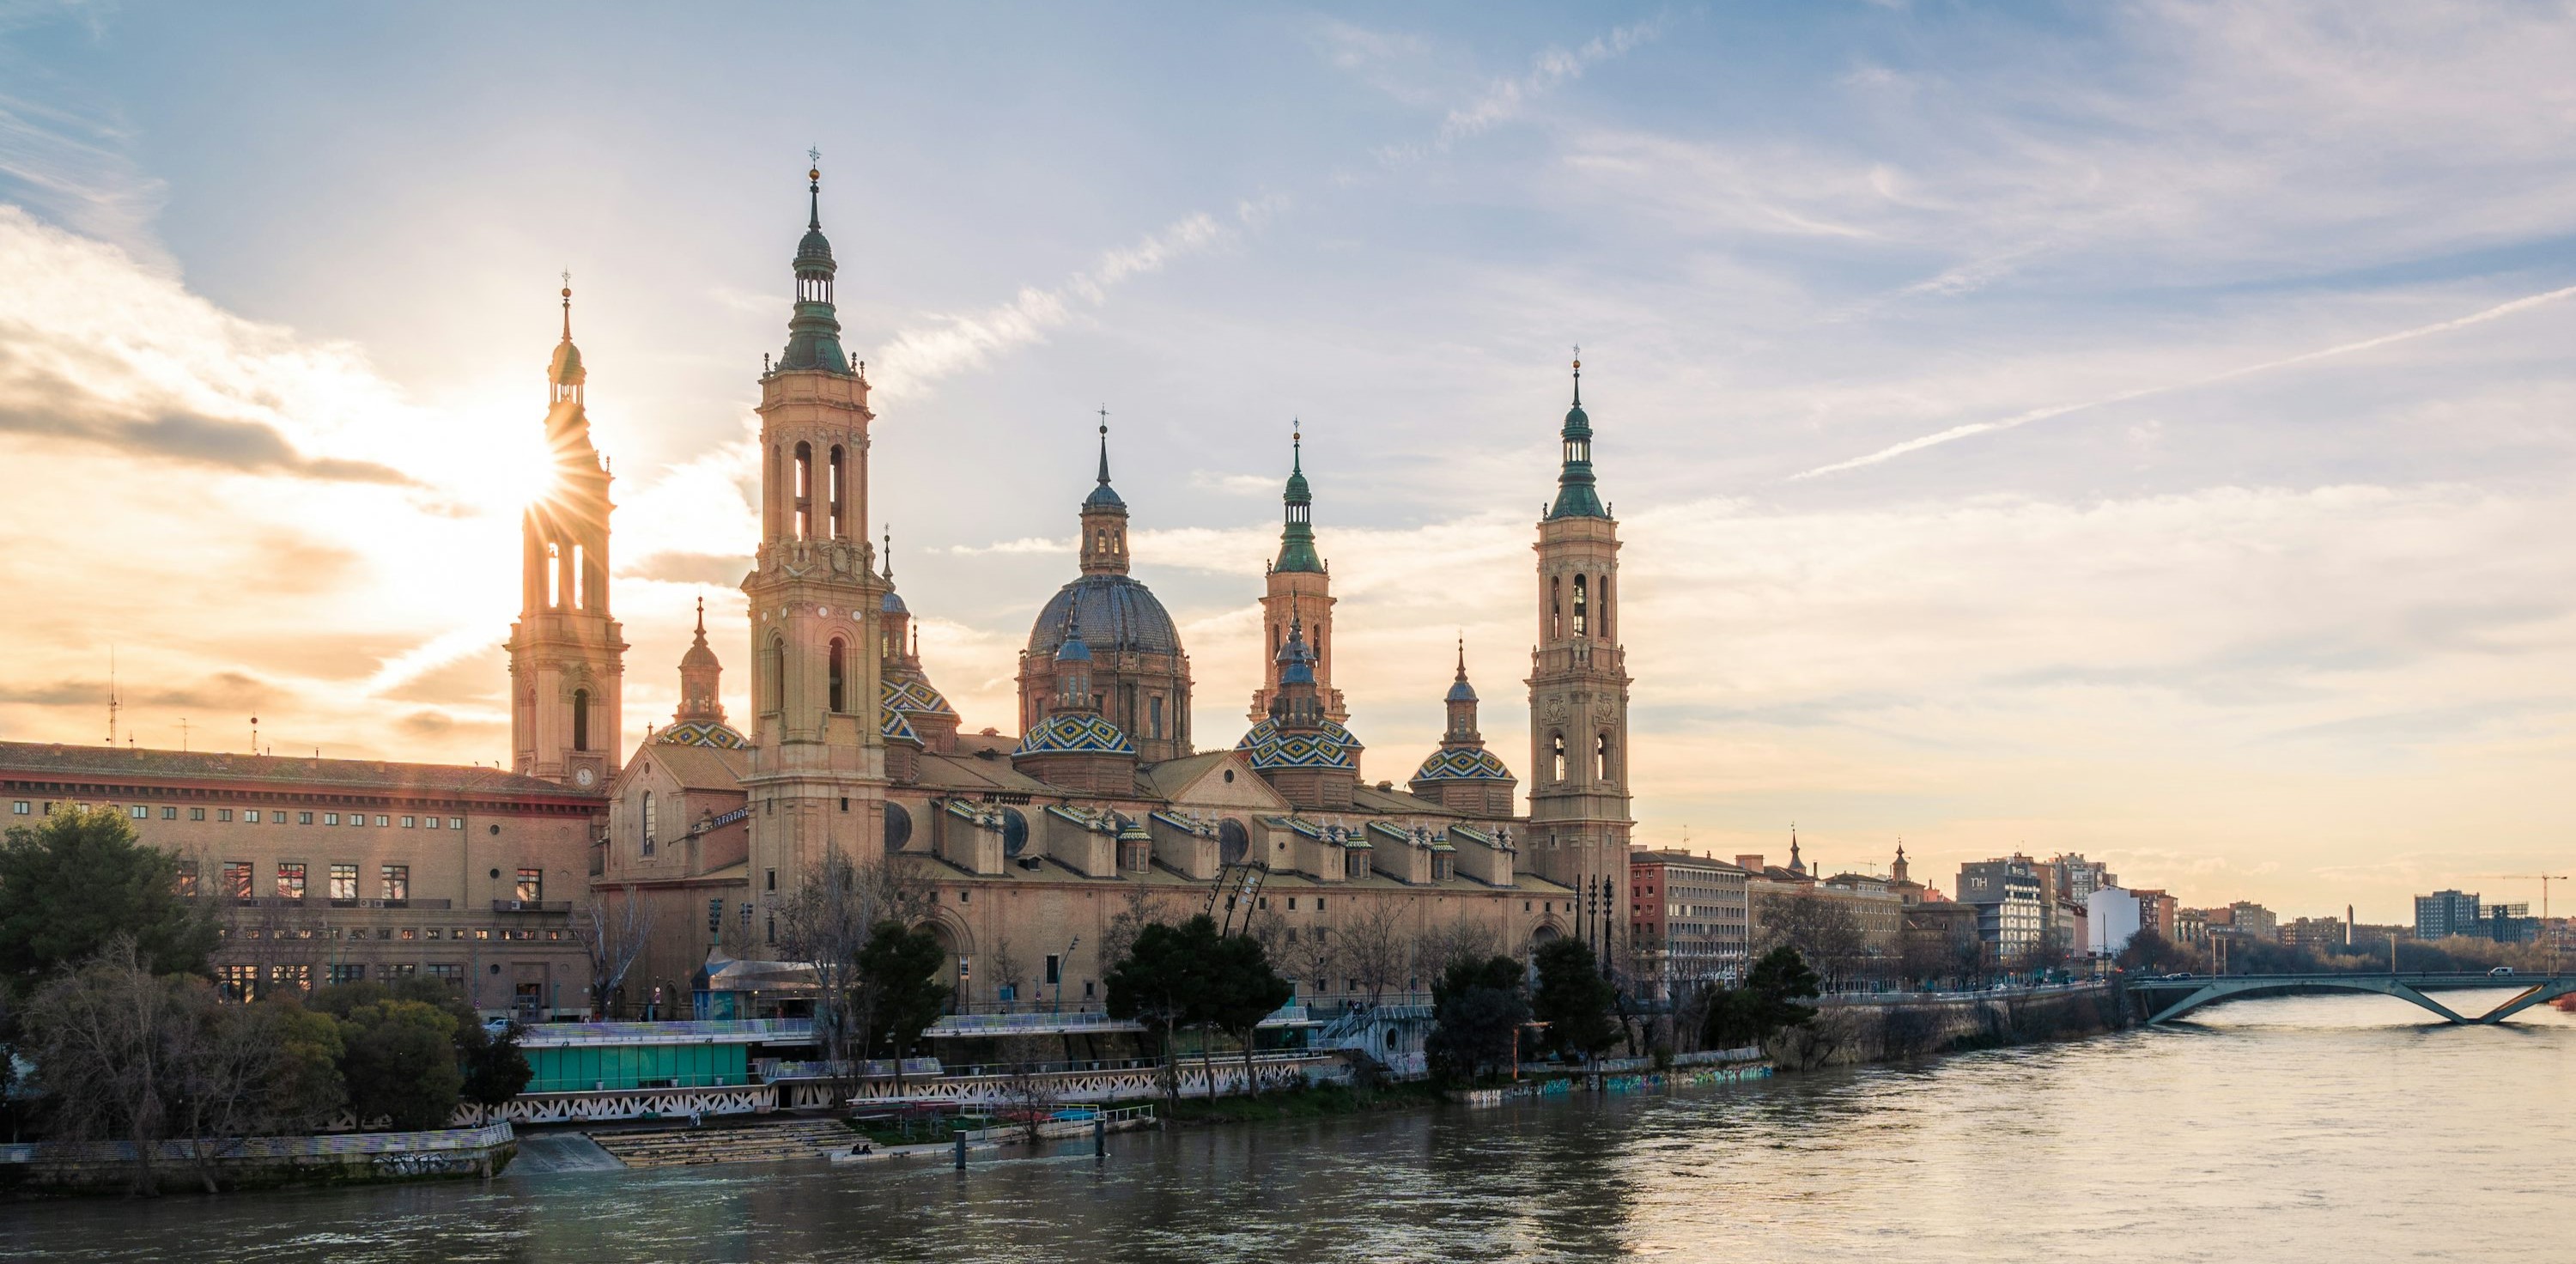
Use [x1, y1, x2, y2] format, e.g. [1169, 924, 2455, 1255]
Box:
[1274, 422, 1322, 573]
[1547, 354, 1607, 520]
[779, 155, 852, 374]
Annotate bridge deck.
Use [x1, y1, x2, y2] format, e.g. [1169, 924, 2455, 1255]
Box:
[2129, 973, 2576, 1025]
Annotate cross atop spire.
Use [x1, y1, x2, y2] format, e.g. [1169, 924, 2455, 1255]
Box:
[1097, 405, 1111, 486]
[1547, 347, 1606, 520]
[560, 271, 574, 342]
[695, 594, 705, 635]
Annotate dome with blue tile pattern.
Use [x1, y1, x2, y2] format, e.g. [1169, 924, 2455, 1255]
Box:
[1028, 574, 1182, 659]
[1413, 744, 1513, 782]
[882, 708, 923, 746]
[658, 719, 747, 750]
[1236, 716, 1362, 771]
[1016, 710, 1136, 757]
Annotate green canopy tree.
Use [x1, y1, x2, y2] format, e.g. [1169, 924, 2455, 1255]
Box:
[337, 1000, 464, 1131]
[1106, 916, 1208, 1105]
[1531, 938, 1619, 1062]
[0, 807, 218, 988]
[1203, 927, 1292, 1098]
[1425, 954, 1531, 1084]
[858, 921, 948, 1092]
[1704, 946, 1822, 1049]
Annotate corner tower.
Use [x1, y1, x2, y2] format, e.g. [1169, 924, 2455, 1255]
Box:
[1249, 428, 1346, 723]
[506, 281, 628, 790]
[742, 161, 889, 919]
[1526, 356, 1632, 948]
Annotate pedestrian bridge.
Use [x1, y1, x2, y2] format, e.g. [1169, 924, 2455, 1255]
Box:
[2129, 972, 2576, 1025]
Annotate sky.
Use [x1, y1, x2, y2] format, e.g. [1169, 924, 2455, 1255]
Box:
[3, 1, 2573, 923]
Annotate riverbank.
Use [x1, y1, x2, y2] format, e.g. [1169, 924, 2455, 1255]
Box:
[0, 1122, 516, 1198]
[1765, 981, 2132, 1071]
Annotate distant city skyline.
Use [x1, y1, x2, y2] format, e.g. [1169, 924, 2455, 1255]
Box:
[5, 3, 2576, 921]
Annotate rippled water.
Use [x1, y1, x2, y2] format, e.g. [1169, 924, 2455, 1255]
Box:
[4, 995, 2569, 1262]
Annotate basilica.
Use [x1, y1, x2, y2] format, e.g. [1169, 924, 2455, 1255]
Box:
[529, 167, 1639, 1016]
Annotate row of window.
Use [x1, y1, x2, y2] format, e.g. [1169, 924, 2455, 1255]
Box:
[216, 962, 465, 1001]
[174, 862, 542, 903]
[223, 925, 561, 942]
[12, 800, 467, 830]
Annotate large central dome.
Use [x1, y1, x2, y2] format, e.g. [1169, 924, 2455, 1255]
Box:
[1028, 574, 1183, 659]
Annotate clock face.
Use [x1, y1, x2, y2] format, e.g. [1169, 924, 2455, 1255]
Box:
[575, 768, 596, 787]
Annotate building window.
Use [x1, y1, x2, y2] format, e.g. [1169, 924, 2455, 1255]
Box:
[349, 814, 366, 828]
[222, 861, 253, 900]
[374, 815, 388, 827]
[426, 964, 464, 986]
[276, 863, 307, 902]
[330, 863, 358, 901]
[298, 811, 313, 825]
[426, 816, 441, 830]
[130, 805, 148, 819]
[324, 813, 339, 826]
[9, 801, 24, 815]
[174, 860, 199, 897]
[1046, 954, 1062, 986]
[1150, 696, 1163, 739]
[573, 688, 591, 751]
[828, 639, 847, 712]
[381, 865, 410, 902]
[641, 791, 657, 855]
[270, 964, 310, 994]
[516, 869, 544, 902]
[161, 805, 178, 820]
[1550, 576, 1562, 638]
[401, 816, 416, 828]
[329, 963, 367, 986]
[190, 806, 206, 821]
[1596, 734, 1612, 781]
[1552, 734, 1568, 782]
[1573, 574, 1589, 637]
[218, 964, 258, 1002]
[448, 817, 464, 830]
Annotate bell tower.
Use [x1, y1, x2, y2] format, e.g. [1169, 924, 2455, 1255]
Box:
[1526, 355, 1632, 957]
[506, 279, 627, 790]
[742, 158, 889, 923]
[1249, 428, 1346, 723]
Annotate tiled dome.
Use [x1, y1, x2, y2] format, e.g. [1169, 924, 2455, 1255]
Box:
[1015, 711, 1136, 757]
[1028, 574, 1183, 659]
[1236, 716, 1361, 771]
[1413, 745, 1514, 782]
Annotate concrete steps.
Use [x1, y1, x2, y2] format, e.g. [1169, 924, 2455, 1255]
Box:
[586, 1119, 854, 1169]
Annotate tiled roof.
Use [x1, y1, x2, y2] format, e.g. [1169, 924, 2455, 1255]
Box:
[0, 741, 601, 802]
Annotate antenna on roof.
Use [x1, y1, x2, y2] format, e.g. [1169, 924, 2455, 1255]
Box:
[106, 648, 120, 747]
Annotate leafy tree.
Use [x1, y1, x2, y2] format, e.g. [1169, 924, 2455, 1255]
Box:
[1203, 927, 1293, 1098]
[313, 975, 529, 1121]
[18, 939, 193, 1194]
[1531, 938, 1619, 1062]
[462, 1019, 533, 1115]
[0, 807, 219, 989]
[1106, 916, 1207, 1104]
[858, 921, 948, 1091]
[1425, 954, 1529, 1084]
[338, 1000, 463, 1131]
[1704, 946, 1821, 1049]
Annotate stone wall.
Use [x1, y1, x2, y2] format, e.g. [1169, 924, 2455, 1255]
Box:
[0, 1122, 516, 1196]
[1764, 983, 2131, 1072]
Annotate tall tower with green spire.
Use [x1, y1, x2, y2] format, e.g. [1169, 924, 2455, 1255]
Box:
[1526, 354, 1631, 956]
[742, 155, 890, 927]
[1250, 426, 1346, 723]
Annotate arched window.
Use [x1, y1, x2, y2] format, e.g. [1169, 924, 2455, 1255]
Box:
[828, 446, 846, 538]
[641, 791, 657, 855]
[545, 542, 562, 608]
[1601, 576, 1613, 642]
[766, 635, 787, 712]
[827, 639, 847, 713]
[1596, 733, 1612, 781]
[793, 441, 814, 541]
[884, 801, 913, 854]
[1550, 577, 1562, 639]
[1551, 733, 1567, 782]
[1573, 574, 1589, 638]
[1218, 818, 1250, 865]
[999, 808, 1029, 859]
[572, 688, 591, 751]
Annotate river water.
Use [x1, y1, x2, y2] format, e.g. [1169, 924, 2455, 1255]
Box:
[3, 995, 2569, 1262]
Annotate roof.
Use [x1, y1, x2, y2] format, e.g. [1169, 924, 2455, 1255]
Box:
[647, 744, 751, 794]
[1236, 716, 1359, 772]
[1029, 574, 1182, 658]
[1629, 849, 1746, 874]
[0, 740, 603, 804]
[1015, 711, 1135, 757]
[1413, 745, 1514, 783]
[656, 719, 745, 750]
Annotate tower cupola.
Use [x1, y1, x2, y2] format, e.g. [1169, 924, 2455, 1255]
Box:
[1549, 356, 1607, 520]
[778, 159, 851, 374]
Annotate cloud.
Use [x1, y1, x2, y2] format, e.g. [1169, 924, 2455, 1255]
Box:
[945, 536, 1068, 557]
[1373, 16, 1666, 167]
[0, 389, 410, 483]
[1792, 281, 2576, 479]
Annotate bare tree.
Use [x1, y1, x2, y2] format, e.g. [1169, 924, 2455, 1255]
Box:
[1249, 908, 1340, 1000]
[1413, 916, 1501, 979]
[1755, 890, 1867, 989]
[987, 933, 1028, 1009]
[1099, 885, 1185, 975]
[992, 1034, 1062, 1145]
[20, 938, 186, 1194]
[1339, 899, 1413, 1009]
[577, 884, 655, 1018]
[774, 852, 933, 1104]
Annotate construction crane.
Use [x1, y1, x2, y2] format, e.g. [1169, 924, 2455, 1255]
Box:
[2470, 874, 2571, 922]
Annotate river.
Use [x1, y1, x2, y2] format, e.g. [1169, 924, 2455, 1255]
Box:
[3, 994, 2568, 1262]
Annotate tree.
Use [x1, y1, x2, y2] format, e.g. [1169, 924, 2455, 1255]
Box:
[1413, 918, 1502, 980]
[1338, 899, 1413, 1009]
[2114, 927, 2200, 975]
[1531, 938, 1619, 1063]
[1105, 916, 1206, 1105]
[1425, 955, 1528, 1084]
[169, 1000, 346, 1191]
[1099, 886, 1185, 986]
[338, 1000, 463, 1131]
[993, 1034, 1063, 1144]
[987, 933, 1029, 1007]
[1754, 890, 1866, 989]
[1203, 928, 1293, 1099]
[1704, 946, 1821, 1049]
[775, 852, 929, 1097]
[18, 939, 192, 1194]
[0, 808, 220, 989]
[858, 921, 948, 1093]
[1249, 908, 1340, 1001]
[461, 1020, 533, 1117]
[577, 884, 654, 1018]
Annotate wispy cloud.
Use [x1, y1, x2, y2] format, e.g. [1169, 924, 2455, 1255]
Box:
[1373, 17, 1665, 167]
[1792, 282, 2576, 479]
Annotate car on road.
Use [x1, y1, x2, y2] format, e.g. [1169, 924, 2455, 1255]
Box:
[2488, 966, 2516, 976]
[2160, 972, 2195, 981]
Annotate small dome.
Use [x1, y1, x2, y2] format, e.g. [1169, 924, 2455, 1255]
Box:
[1236, 717, 1361, 772]
[1054, 635, 1092, 664]
[1564, 402, 1589, 432]
[680, 638, 720, 671]
[1413, 745, 1514, 783]
[658, 719, 746, 750]
[882, 672, 957, 719]
[1029, 574, 1183, 659]
[880, 589, 908, 614]
[796, 227, 835, 269]
[549, 339, 586, 387]
[1445, 677, 1479, 704]
[882, 708, 923, 747]
[1016, 711, 1136, 757]
[1084, 482, 1127, 510]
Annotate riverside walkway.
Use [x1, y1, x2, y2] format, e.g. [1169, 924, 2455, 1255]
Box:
[2129, 971, 2575, 1024]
